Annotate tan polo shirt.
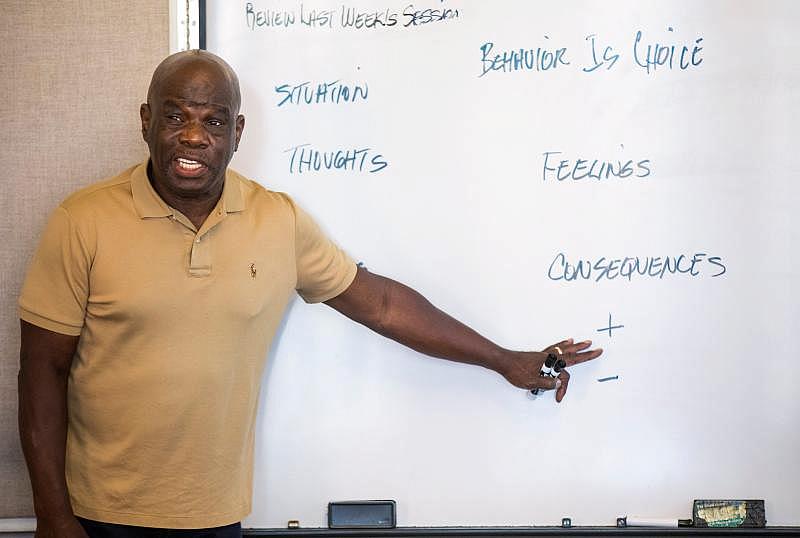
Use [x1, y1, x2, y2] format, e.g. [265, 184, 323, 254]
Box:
[19, 161, 357, 528]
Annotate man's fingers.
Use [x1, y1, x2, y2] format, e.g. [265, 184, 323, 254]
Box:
[527, 371, 567, 400]
[555, 370, 570, 402]
[545, 339, 597, 359]
[542, 339, 572, 354]
[563, 347, 603, 367]
[549, 338, 603, 367]
[523, 341, 599, 397]
[523, 339, 600, 400]
[554, 338, 603, 368]
[569, 340, 593, 353]
[557, 339, 593, 356]
[527, 375, 558, 391]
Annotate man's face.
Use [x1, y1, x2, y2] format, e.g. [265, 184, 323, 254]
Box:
[140, 60, 245, 203]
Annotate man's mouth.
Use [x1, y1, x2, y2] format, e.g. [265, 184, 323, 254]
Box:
[176, 157, 204, 170]
[173, 157, 208, 176]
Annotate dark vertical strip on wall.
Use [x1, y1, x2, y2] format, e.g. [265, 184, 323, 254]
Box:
[199, 0, 207, 50]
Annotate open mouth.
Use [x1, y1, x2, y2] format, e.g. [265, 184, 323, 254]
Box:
[173, 157, 208, 177]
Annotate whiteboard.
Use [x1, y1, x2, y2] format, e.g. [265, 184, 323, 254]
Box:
[206, 0, 800, 528]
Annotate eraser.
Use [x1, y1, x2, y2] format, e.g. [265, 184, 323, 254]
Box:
[693, 499, 765, 527]
[328, 500, 396, 529]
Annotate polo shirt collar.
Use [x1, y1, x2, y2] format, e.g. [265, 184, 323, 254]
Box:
[220, 167, 245, 213]
[131, 160, 245, 218]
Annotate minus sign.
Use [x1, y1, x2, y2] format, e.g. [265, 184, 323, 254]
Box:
[597, 375, 619, 382]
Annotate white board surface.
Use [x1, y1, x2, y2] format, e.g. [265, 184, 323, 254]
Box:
[205, 0, 800, 527]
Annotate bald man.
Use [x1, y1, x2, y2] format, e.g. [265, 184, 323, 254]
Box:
[18, 51, 602, 538]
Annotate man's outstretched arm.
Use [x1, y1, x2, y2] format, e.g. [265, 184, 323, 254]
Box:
[325, 267, 602, 401]
[18, 320, 88, 538]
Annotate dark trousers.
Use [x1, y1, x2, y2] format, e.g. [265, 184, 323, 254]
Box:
[77, 517, 242, 538]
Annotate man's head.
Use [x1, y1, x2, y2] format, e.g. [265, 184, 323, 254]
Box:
[140, 50, 245, 205]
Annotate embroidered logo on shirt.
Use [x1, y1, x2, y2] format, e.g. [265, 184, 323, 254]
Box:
[250, 263, 257, 279]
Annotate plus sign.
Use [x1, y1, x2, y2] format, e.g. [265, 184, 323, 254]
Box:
[597, 313, 624, 337]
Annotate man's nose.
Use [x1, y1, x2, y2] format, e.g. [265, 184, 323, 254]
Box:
[179, 121, 209, 147]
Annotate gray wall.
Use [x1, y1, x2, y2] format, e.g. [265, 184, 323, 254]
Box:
[1, 1, 169, 519]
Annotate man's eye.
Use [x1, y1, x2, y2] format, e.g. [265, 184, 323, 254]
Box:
[207, 119, 224, 127]
[166, 114, 182, 122]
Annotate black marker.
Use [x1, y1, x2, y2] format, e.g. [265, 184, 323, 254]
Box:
[529, 353, 558, 399]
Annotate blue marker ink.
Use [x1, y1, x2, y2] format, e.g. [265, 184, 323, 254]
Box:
[582, 34, 619, 73]
[708, 257, 726, 277]
[479, 39, 570, 78]
[402, 5, 460, 27]
[245, 3, 296, 30]
[340, 7, 398, 29]
[285, 144, 388, 174]
[542, 151, 651, 181]
[547, 252, 727, 282]
[633, 28, 704, 74]
[597, 314, 624, 338]
[275, 80, 368, 107]
[299, 5, 334, 27]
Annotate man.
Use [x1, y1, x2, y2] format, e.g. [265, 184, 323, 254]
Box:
[18, 50, 602, 538]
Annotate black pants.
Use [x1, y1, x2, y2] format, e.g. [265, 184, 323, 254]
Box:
[77, 517, 242, 538]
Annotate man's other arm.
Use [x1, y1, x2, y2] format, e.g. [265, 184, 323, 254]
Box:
[18, 321, 88, 538]
[325, 267, 602, 401]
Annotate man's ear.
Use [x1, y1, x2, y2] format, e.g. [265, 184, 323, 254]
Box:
[139, 103, 151, 141]
[234, 114, 245, 151]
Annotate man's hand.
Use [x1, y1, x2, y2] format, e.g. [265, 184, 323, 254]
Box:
[35, 515, 89, 538]
[498, 339, 603, 402]
[327, 267, 602, 402]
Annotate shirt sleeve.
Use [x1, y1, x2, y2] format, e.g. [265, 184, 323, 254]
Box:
[18, 205, 91, 336]
[291, 200, 357, 304]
